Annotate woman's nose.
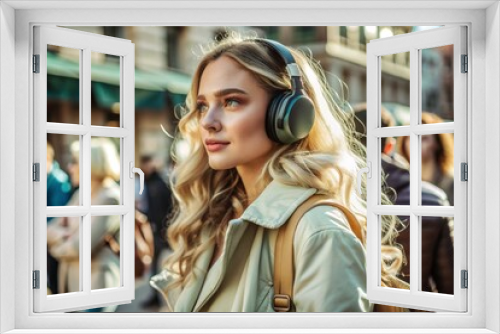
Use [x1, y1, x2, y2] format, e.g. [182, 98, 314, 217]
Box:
[200, 107, 222, 132]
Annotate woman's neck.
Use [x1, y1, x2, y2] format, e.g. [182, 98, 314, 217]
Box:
[237, 165, 263, 206]
[236, 147, 277, 206]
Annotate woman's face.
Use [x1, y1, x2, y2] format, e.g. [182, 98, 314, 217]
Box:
[197, 55, 275, 171]
[403, 135, 438, 163]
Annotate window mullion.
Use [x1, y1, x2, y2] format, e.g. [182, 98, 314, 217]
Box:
[409, 47, 420, 295]
[413, 123, 454, 135]
[46, 206, 90, 217]
[90, 126, 130, 138]
[373, 205, 454, 217]
[412, 206, 455, 217]
[46, 123, 87, 135]
[81, 47, 92, 294]
[373, 205, 411, 215]
[373, 126, 411, 137]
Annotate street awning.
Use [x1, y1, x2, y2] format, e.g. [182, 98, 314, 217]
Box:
[46, 51, 191, 110]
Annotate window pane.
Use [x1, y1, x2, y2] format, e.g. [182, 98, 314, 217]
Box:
[90, 137, 121, 205]
[47, 134, 79, 206]
[380, 215, 410, 290]
[421, 45, 454, 122]
[91, 215, 121, 291]
[380, 51, 410, 127]
[420, 216, 454, 295]
[91, 52, 121, 127]
[47, 216, 81, 294]
[421, 133, 454, 206]
[393, 215, 410, 286]
[381, 136, 410, 205]
[47, 45, 80, 124]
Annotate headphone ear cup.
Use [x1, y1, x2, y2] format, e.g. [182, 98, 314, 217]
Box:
[266, 93, 288, 143]
[270, 93, 315, 144]
[282, 95, 315, 142]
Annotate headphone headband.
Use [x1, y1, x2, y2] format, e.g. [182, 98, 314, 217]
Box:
[254, 38, 303, 91]
[254, 38, 297, 66]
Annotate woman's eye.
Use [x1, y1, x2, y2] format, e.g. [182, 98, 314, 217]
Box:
[196, 103, 208, 113]
[225, 98, 240, 108]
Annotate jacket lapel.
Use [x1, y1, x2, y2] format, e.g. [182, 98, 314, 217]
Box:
[172, 230, 214, 312]
[192, 219, 249, 312]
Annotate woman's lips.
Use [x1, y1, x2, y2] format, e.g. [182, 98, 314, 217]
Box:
[206, 143, 229, 152]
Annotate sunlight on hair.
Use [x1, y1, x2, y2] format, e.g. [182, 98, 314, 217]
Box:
[160, 123, 174, 139]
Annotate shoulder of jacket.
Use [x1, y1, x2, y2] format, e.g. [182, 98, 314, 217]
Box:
[294, 205, 355, 242]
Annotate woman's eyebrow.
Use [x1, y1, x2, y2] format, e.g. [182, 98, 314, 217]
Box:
[197, 88, 249, 100]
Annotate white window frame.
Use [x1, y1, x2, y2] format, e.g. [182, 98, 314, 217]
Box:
[33, 25, 136, 313]
[0, 2, 499, 333]
[366, 26, 468, 312]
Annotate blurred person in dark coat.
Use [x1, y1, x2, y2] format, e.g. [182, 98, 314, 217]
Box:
[398, 112, 455, 205]
[46, 141, 72, 294]
[139, 155, 174, 307]
[354, 103, 454, 295]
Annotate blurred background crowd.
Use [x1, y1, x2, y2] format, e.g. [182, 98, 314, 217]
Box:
[44, 26, 455, 312]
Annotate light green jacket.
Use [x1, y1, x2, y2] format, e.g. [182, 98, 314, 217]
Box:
[150, 180, 372, 312]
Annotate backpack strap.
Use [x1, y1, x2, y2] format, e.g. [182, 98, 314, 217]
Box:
[273, 194, 364, 312]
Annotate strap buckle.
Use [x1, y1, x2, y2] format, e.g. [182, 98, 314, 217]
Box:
[273, 294, 292, 312]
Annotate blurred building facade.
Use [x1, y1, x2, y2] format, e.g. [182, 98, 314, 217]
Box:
[47, 26, 452, 175]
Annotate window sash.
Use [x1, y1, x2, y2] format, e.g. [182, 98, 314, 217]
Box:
[366, 25, 468, 312]
[33, 25, 136, 313]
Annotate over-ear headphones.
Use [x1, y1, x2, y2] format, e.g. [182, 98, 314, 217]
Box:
[254, 38, 316, 144]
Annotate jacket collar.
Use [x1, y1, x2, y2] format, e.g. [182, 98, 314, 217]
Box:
[240, 180, 317, 229]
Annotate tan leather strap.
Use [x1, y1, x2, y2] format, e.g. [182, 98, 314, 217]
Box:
[273, 194, 363, 312]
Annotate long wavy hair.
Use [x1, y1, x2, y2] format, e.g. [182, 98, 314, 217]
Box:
[164, 34, 404, 291]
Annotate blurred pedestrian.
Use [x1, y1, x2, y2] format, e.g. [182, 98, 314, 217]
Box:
[139, 155, 173, 308]
[354, 103, 454, 295]
[47, 141, 72, 209]
[398, 112, 455, 205]
[47, 138, 121, 312]
[46, 141, 72, 294]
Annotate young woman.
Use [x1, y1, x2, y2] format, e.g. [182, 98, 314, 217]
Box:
[150, 35, 403, 312]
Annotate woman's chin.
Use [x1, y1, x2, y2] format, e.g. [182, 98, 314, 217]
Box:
[208, 159, 234, 171]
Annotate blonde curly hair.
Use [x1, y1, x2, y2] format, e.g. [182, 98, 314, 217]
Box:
[164, 34, 404, 292]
